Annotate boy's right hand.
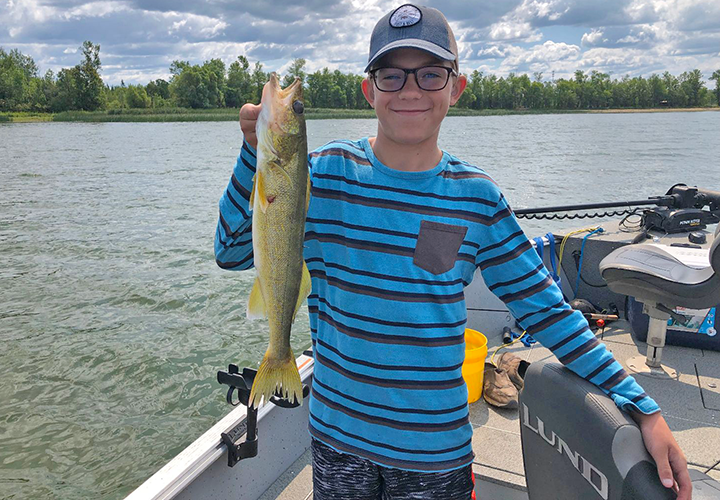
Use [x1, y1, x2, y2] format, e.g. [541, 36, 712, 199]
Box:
[240, 103, 261, 150]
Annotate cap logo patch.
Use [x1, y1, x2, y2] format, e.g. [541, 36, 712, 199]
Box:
[389, 4, 421, 28]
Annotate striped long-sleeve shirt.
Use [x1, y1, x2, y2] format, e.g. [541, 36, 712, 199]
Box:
[215, 137, 660, 473]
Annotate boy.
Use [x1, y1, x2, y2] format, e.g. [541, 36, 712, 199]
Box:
[215, 4, 690, 499]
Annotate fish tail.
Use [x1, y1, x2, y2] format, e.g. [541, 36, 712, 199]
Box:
[249, 349, 303, 409]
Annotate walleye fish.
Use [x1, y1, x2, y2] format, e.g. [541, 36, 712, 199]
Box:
[247, 73, 311, 408]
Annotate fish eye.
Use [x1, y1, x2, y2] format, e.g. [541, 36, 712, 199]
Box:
[292, 100, 304, 115]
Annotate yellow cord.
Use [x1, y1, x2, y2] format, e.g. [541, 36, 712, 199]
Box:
[489, 226, 602, 367]
[558, 226, 601, 273]
[490, 330, 528, 366]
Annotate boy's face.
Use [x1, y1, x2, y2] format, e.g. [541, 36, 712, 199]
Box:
[362, 48, 466, 147]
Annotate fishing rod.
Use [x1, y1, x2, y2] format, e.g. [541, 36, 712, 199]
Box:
[515, 184, 720, 232]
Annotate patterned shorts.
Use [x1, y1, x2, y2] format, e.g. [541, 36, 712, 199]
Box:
[311, 438, 476, 500]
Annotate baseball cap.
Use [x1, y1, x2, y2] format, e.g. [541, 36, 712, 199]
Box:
[364, 4, 459, 73]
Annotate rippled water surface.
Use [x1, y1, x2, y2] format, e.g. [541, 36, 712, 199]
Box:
[1, 111, 718, 499]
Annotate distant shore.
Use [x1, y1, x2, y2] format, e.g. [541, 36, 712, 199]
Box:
[1, 106, 718, 123]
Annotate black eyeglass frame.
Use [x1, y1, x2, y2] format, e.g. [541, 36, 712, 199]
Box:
[369, 66, 458, 92]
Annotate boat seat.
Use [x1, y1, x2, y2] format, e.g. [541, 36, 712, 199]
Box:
[597, 225, 719, 376]
[598, 225, 720, 310]
[519, 361, 720, 500]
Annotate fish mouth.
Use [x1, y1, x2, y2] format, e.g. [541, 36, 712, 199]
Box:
[264, 73, 303, 102]
[259, 73, 305, 139]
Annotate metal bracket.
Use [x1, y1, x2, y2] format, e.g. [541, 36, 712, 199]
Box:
[216, 364, 310, 467]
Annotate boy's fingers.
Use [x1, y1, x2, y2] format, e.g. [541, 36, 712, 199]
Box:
[670, 450, 692, 500]
[239, 104, 261, 149]
[240, 103, 261, 121]
[654, 452, 674, 489]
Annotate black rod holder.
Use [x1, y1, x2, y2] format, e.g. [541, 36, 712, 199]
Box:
[216, 364, 310, 467]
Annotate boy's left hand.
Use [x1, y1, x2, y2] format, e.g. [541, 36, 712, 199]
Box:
[632, 411, 691, 499]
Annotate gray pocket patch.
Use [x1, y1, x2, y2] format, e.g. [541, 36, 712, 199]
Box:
[413, 220, 468, 275]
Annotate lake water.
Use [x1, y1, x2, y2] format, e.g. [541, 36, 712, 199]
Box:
[1, 111, 719, 499]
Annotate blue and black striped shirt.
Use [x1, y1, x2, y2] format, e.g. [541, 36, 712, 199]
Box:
[215, 137, 660, 472]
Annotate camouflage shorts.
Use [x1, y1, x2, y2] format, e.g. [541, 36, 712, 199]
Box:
[311, 438, 476, 500]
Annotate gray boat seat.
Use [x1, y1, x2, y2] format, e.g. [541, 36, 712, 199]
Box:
[519, 362, 720, 500]
[598, 225, 720, 310]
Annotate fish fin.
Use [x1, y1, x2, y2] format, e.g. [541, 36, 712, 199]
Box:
[247, 276, 266, 320]
[249, 174, 255, 208]
[252, 170, 270, 213]
[305, 175, 311, 213]
[249, 350, 303, 409]
[292, 261, 312, 322]
[277, 162, 293, 185]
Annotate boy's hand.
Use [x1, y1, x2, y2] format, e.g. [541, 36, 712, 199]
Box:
[632, 411, 691, 499]
[240, 103, 262, 150]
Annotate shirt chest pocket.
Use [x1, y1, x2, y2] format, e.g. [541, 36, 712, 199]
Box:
[413, 220, 468, 275]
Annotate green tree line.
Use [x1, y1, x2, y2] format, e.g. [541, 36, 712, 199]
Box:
[2, 41, 720, 113]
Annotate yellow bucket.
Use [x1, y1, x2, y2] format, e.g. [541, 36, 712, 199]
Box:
[462, 329, 488, 404]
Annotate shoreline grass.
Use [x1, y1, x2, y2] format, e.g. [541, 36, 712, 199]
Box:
[1, 106, 718, 123]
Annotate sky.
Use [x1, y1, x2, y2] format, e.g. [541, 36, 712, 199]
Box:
[2, 0, 720, 86]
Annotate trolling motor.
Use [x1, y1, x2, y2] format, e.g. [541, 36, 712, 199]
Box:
[641, 184, 720, 233]
[514, 183, 720, 231]
[216, 364, 310, 467]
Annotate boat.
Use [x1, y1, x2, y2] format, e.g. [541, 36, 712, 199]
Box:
[127, 185, 720, 499]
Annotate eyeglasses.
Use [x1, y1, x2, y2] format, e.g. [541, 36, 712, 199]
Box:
[369, 66, 457, 92]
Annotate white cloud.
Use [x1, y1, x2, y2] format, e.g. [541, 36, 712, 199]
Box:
[506, 41, 581, 65]
[580, 47, 648, 69]
[64, 1, 129, 19]
[581, 29, 606, 46]
[477, 46, 509, 59]
[5, 0, 57, 24]
[165, 12, 228, 39]
[1, 0, 720, 85]
[489, 20, 543, 42]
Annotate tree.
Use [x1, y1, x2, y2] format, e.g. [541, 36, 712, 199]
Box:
[0, 48, 39, 110]
[328, 70, 348, 108]
[170, 60, 190, 76]
[146, 79, 170, 107]
[251, 62, 267, 104]
[52, 67, 79, 111]
[282, 58, 307, 88]
[146, 79, 169, 99]
[647, 74, 666, 107]
[465, 70, 483, 110]
[168, 59, 225, 108]
[33, 70, 57, 111]
[347, 74, 368, 109]
[3, 47, 719, 113]
[679, 69, 704, 107]
[456, 87, 475, 108]
[226, 56, 252, 108]
[125, 84, 151, 108]
[709, 70, 720, 106]
[662, 72, 685, 107]
[574, 70, 588, 108]
[170, 64, 208, 108]
[527, 80, 544, 108]
[202, 58, 226, 107]
[75, 41, 104, 110]
[555, 79, 579, 109]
